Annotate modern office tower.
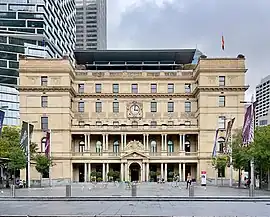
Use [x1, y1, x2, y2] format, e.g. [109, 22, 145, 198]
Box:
[19, 50, 247, 183]
[0, 0, 76, 125]
[255, 75, 270, 126]
[75, 0, 107, 50]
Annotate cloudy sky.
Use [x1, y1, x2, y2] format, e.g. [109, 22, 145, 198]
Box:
[107, 0, 270, 100]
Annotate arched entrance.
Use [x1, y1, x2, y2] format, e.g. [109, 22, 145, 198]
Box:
[129, 162, 141, 182]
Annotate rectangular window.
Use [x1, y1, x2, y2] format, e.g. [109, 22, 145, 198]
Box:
[185, 83, 191, 93]
[41, 96, 47, 108]
[185, 102, 191, 112]
[151, 83, 157, 93]
[78, 84, 84, 93]
[95, 83, 101, 93]
[113, 84, 119, 93]
[41, 117, 48, 131]
[131, 84, 138, 93]
[218, 116, 226, 129]
[113, 102, 119, 113]
[168, 83, 174, 93]
[151, 102, 157, 112]
[219, 76, 225, 86]
[168, 102, 174, 112]
[78, 101, 84, 112]
[219, 96, 225, 107]
[96, 102, 102, 113]
[41, 76, 47, 86]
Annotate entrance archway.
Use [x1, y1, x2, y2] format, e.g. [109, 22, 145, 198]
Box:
[129, 162, 141, 182]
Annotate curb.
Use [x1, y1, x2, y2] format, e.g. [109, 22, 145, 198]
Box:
[1, 196, 270, 202]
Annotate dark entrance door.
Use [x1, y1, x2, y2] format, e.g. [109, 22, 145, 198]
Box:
[129, 163, 140, 181]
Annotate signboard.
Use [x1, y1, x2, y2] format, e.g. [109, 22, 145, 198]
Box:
[201, 170, 207, 186]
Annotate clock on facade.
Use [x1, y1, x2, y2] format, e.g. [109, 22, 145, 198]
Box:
[127, 102, 143, 118]
[130, 104, 140, 115]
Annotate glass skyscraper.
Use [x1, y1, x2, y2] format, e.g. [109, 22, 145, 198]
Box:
[0, 0, 76, 125]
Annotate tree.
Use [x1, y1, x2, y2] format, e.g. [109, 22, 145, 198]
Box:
[0, 126, 20, 158]
[30, 142, 39, 159]
[35, 154, 52, 179]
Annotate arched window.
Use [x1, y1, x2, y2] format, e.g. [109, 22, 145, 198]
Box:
[41, 137, 46, 152]
[218, 137, 225, 153]
[185, 140, 191, 152]
[96, 141, 102, 153]
[150, 140, 157, 153]
[113, 140, 119, 153]
[79, 140, 85, 152]
[168, 140, 174, 152]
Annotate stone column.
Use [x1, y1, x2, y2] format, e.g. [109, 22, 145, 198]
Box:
[106, 134, 109, 151]
[183, 163, 186, 181]
[84, 134, 88, 151]
[164, 134, 167, 152]
[179, 134, 182, 151]
[70, 163, 73, 183]
[164, 163, 167, 182]
[146, 134, 149, 150]
[102, 134, 106, 151]
[179, 163, 182, 181]
[143, 134, 146, 150]
[142, 163, 145, 182]
[88, 134, 91, 151]
[121, 134, 124, 151]
[120, 163, 124, 181]
[182, 134, 185, 151]
[106, 163, 109, 181]
[84, 163, 87, 182]
[88, 163, 91, 181]
[124, 134, 127, 148]
[161, 163, 164, 179]
[102, 163, 106, 181]
[146, 163, 149, 182]
[125, 163, 128, 181]
[161, 134, 164, 151]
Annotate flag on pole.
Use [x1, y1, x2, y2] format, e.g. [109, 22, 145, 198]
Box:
[221, 35, 225, 50]
[19, 121, 34, 154]
[0, 110, 5, 136]
[212, 128, 220, 157]
[225, 118, 235, 145]
[45, 130, 51, 158]
[242, 102, 255, 146]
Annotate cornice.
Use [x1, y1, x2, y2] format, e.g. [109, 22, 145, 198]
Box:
[76, 93, 195, 98]
[18, 86, 76, 96]
[194, 86, 249, 96]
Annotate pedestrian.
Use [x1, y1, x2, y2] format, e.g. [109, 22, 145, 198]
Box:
[186, 173, 191, 189]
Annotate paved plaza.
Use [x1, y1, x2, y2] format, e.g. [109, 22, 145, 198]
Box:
[0, 200, 270, 216]
[0, 182, 270, 197]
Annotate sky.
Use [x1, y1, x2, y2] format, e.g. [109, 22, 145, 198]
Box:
[107, 0, 270, 100]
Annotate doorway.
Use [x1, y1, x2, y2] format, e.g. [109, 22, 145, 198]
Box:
[129, 162, 140, 181]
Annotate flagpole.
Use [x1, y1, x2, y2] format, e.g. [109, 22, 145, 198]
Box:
[49, 129, 52, 187]
[229, 121, 233, 187]
[250, 96, 255, 195]
[27, 122, 31, 188]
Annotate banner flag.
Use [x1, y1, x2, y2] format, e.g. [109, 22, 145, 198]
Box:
[225, 117, 235, 151]
[45, 130, 51, 158]
[242, 104, 254, 146]
[212, 128, 220, 157]
[19, 121, 28, 153]
[0, 110, 5, 136]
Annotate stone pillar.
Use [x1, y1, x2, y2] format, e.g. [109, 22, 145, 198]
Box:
[84, 134, 87, 151]
[164, 163, 167, 182]
[102, 163, 106, 181]
[120, 163, 124, 181]
[164, 134, 167, 152]
[88, 163, 91, 181]
[84, 163, 87, 182]
[125, 163, 128, 181]
[183, 163, 186, 181]
[142, 163, 145, 182]
[146, 134, 149, 150]
[161, 163, 164, 179]
[124, 134, 127, 148]
[121, 134, 124, 151]
[143, 134, 146, 150]
[88, 134, 91, 151]
[70, 163, 73, 183]
[106, 134, 109, 151]
[106, 163, 109, 181]
[182, 134, 186, 151]
[146, 163, 149, 182]
[102, 134, 106, 151]
[179, 134, 182, 151]
[161, 134, 164, 151]
[179, 163, 182, 181]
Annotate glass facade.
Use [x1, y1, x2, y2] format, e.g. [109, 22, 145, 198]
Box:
[75, 0, 107, 50]
[0, 0, 76, 125]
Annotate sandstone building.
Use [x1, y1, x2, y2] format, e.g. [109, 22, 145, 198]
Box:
[19, 50, 248, 183]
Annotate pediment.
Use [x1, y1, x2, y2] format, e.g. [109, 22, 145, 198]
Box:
[124, 140, 144, 152]
[122, 151, 149, 159]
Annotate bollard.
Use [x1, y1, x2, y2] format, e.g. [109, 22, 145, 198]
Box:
[188, 183, 194, 197]
[131, 183, 137, 197]
[249, 184, 254, 197]
[10, 185, 15, 197]
[65, 184, 71, 197]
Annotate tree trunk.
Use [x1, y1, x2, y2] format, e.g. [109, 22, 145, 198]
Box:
[238, 169, 241, 188]
[259, 166, 262, 189]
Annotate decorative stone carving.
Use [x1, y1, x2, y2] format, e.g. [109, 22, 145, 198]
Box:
[126, 101, 143, 119]
[28, 76, 38, 84]
[51, 77, 61, 85]
[207, 76, 217, 84]
[227, 75, 239, 83]
[125, 140, 144, 151]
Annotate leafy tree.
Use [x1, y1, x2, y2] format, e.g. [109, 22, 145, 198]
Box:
[0, 126, 20, 158]
[30, 142, 39, 159]
[212, 155, 228, 170]
[35, 154, 52, 178]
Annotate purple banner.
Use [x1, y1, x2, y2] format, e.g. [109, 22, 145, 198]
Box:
[0, 110, 5, 136]
[242, 104, 254, 145]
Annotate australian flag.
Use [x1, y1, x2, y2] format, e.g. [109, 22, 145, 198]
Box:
[0, 110, 5, 136]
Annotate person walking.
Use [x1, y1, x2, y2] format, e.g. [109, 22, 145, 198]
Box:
[186, 173, 191, 189]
